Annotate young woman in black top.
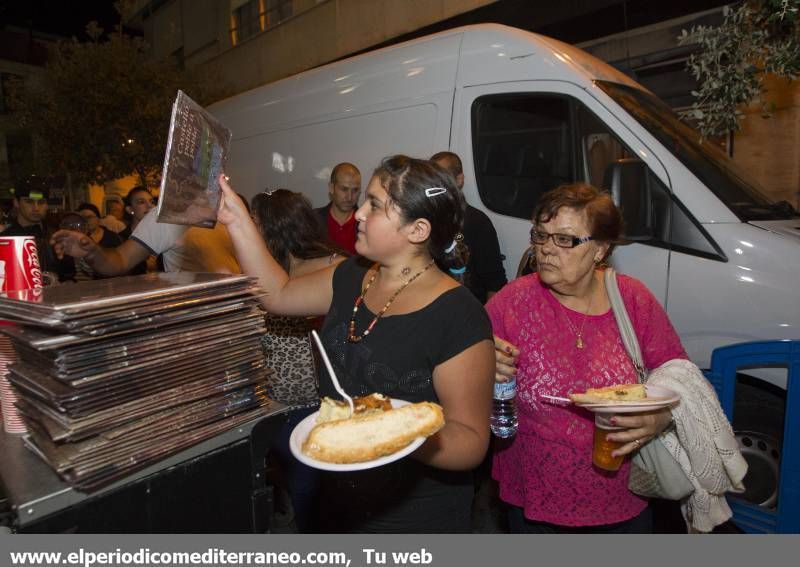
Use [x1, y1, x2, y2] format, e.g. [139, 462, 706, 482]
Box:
[119, 186, 155, 241]
[218, 155, 495, 532]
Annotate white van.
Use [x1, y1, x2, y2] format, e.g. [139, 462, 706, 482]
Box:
[210, 24, 799, 506]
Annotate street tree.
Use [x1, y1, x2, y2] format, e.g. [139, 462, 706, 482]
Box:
[12, 22, 215, 191]
[679, 0, 800, 138]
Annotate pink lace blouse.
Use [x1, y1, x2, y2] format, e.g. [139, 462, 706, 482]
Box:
[486, 272, 687, 527]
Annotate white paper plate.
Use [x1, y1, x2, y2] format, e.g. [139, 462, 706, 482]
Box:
[289, 398, 426, 472]
[575, 385, 680, 414]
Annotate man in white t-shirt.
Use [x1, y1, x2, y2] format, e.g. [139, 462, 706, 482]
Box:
[51, 209, 240, 275]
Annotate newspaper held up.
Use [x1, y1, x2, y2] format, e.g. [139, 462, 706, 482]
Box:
[156, 90, 232, 228]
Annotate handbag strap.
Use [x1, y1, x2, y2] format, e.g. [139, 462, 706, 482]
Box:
[604, 268, 647, 383]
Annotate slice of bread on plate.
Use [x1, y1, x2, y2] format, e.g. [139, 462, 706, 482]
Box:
[569, 383, 646, 404]
[302, 401, 444, 464]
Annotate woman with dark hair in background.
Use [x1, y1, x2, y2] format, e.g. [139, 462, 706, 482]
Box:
[251, 188, 345, 532]
[77, 203, 122, 249]
[119, 187, 155, 241]
[218, 155, 495, 533]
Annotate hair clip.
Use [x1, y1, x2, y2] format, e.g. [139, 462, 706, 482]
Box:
[425, 187, 447, 197]
[262, 187, 279, 196]
[444, 240, 457, 254]
[449, 266, 466, 275]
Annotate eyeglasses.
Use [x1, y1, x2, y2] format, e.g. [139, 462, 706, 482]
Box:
[530, 228, 594, 248]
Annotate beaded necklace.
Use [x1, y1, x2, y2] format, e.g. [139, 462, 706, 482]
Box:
[347, 260, 435, 343]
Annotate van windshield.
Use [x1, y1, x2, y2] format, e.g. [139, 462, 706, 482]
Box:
[597, 80, 798, 221]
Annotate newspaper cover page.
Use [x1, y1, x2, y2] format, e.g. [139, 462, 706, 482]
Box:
[156, 90, 232, 228]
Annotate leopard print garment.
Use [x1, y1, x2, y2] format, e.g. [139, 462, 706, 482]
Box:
[261, 314, 319, 408]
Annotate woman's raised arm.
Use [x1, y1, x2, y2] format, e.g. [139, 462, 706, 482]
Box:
[217, 174, 335, 317]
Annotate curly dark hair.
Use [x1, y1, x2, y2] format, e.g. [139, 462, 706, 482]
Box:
[373, 155, 469, 281]
[251, 189, 343, 272]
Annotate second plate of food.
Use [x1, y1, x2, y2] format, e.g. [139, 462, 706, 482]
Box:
[575, 385, 680, 413]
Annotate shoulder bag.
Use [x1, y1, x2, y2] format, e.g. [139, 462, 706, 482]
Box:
[604, 268, 694, 500]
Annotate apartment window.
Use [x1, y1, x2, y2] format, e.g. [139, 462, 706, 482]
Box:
[5, 132, 34, 182]
[230, 0, 293, 46]
[231, 0, 261, 45]
[0, 73, 23, 115]
[265, 0, 293, 28]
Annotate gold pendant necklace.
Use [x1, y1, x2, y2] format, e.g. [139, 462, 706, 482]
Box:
[348, 260, 435, 343]
[559, 290, 594, 349]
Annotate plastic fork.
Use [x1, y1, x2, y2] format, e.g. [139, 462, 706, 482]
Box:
[311, 330, 354, 416]
[539, 394, 572, 404]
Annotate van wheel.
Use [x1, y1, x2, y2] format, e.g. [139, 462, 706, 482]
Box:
[731, 378, 784, 509]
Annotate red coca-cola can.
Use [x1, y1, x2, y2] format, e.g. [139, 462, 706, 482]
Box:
[0, 236, 44, 292]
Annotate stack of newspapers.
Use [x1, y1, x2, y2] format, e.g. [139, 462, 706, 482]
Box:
[0, 272, 277, 491]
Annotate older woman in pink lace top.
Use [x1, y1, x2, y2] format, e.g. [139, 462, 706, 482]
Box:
[487, 183, 687, 533]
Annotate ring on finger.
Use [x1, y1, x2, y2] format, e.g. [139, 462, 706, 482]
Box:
[633, 438, 641, 449]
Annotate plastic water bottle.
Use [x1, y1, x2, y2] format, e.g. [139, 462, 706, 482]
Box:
[490, 378, 518, 438]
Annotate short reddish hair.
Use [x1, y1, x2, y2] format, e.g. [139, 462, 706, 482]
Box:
[532, 183, 623, 256]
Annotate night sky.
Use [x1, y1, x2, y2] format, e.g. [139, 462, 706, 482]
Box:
[1, 0, 127, 40]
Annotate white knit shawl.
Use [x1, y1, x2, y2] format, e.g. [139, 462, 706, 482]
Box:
[646, 359, 748, 533]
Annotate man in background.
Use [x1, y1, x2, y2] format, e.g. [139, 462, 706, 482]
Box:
[314, 162, 361, 254]
[431, 151, 507, 303]
[2, 176, 74, 283]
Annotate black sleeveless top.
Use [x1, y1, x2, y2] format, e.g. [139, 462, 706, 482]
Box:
[318, 256, 492, 401]
[316, 257, 493, 533]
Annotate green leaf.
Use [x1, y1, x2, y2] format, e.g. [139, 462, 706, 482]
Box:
[685, 0, 799, 135]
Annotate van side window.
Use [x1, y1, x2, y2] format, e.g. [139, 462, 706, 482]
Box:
[471, 93, 722, 260]
[472, 95, 574, 220]
[668, 186, 723, 259]
[577, 106, 634, 187]
[577, 106, 721, 258]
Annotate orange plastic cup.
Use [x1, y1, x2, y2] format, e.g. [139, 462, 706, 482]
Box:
[592, 414, 625, 471]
